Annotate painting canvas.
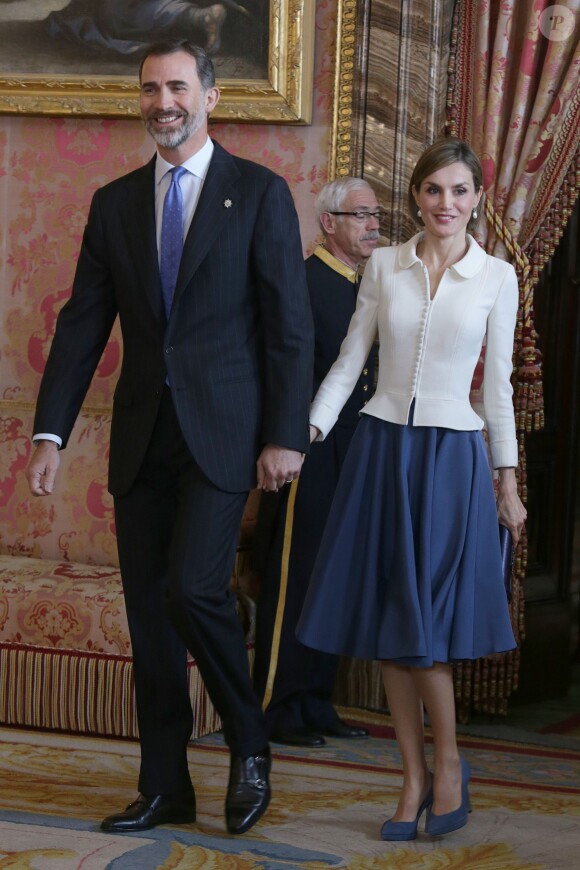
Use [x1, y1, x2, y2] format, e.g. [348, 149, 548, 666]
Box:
[0, 0, 315, 123]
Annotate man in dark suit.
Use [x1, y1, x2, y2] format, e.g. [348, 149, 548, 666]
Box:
[253, 177, 381, 746]
[26, 39, 313, 837]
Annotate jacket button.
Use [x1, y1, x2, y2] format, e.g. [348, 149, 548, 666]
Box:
[363, 368, 369, 376]
[165, 346, 174, 355]
[363, 384, 369, 391]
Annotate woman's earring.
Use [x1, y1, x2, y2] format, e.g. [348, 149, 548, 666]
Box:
[417, 208, 422, 218]
[472, 209, 478, 219]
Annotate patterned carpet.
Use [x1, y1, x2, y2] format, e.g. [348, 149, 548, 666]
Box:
[1, 709, 579, 869]
[540, 711, 580, 738]
[456, 665, 580, 752]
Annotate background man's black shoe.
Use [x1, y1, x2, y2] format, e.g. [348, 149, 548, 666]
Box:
[225, 747, 271, 834]
[318, 719, 369, 739]
[100, 791, 196, 832]
[271, 726, 326, 747]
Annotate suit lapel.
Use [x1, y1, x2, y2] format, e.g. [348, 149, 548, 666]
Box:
[172, 141, 241, 307]
[123, 157, 164, 321]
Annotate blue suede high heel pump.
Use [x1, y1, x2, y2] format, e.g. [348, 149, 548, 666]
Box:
[425, 757, 471, 836]
[380, 787, 434, 841]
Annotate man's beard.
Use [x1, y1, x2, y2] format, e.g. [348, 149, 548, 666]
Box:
[145, 103, 206, 149]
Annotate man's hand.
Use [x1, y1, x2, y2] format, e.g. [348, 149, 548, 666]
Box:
[256, 444, 305, 492]
[27, 440, 60, 497]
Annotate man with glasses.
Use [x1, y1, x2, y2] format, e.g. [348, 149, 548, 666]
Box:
[253, 177, 383, 746]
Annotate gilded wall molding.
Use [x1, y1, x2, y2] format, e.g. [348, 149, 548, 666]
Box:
[329, 0, 453, 242]
[329, 0, 359, 179]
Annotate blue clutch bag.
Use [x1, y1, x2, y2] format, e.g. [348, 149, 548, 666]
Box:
[499, 523, 514, 602]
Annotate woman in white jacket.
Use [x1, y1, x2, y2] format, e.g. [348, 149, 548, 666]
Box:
[297, 139, 526, 840]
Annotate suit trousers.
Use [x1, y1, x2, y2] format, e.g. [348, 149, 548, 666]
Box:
[114, 387, 268, 794]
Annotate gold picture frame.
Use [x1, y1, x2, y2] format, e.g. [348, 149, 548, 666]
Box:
[0, 0, 315, 124]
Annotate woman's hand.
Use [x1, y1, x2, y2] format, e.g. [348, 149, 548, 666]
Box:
[497, 467, 527, 546]
[309, 424, 321, 443]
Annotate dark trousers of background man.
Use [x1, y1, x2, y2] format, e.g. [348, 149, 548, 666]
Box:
[253, 424, 358, 736]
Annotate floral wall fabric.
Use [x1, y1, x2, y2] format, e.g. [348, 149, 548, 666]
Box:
[0, 1, 335, 566]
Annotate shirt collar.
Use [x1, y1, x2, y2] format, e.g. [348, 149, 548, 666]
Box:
[155, 136, 214, 186]
[398, 232, 487, 278]
[313, 244, 358, 283]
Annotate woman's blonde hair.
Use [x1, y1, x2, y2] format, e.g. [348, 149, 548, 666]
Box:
[408, 138, 484, 233]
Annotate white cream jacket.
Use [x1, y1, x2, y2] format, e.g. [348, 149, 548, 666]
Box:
[310, 233, 519, 469]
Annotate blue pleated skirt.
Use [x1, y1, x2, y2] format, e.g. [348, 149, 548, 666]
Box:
[297, 410, 516, 667]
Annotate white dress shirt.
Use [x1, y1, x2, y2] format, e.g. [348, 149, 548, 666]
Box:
[310, 233, 519, 469]
[34, 138, 215, 448]
[154, 136, 214, 260]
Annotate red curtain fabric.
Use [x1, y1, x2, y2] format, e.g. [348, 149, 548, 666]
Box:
[447, 0, 580, 718]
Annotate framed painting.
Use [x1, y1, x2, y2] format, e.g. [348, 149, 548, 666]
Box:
[0, 0, 315, 123]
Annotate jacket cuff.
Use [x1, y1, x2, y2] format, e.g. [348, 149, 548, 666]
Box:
[489, 439, 518, 469]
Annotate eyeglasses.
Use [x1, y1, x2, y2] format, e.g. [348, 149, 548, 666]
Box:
[328, 210, 386, 222]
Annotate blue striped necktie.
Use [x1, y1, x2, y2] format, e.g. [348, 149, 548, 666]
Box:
[160, 165, 188, 318]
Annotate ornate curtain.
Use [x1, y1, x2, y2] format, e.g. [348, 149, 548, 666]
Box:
[447, 0, 580, 718]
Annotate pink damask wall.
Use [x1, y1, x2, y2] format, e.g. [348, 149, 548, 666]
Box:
[0, 1, 335, 566]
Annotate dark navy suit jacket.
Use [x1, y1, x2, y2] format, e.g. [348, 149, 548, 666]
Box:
[34, 141, 314, 496]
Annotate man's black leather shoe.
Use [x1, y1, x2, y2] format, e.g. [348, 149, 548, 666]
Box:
[318, 719, 369, 739]
[100, 791, 197, 833]
[225, 747, 271, 835]
[271, 726, 326, 747]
